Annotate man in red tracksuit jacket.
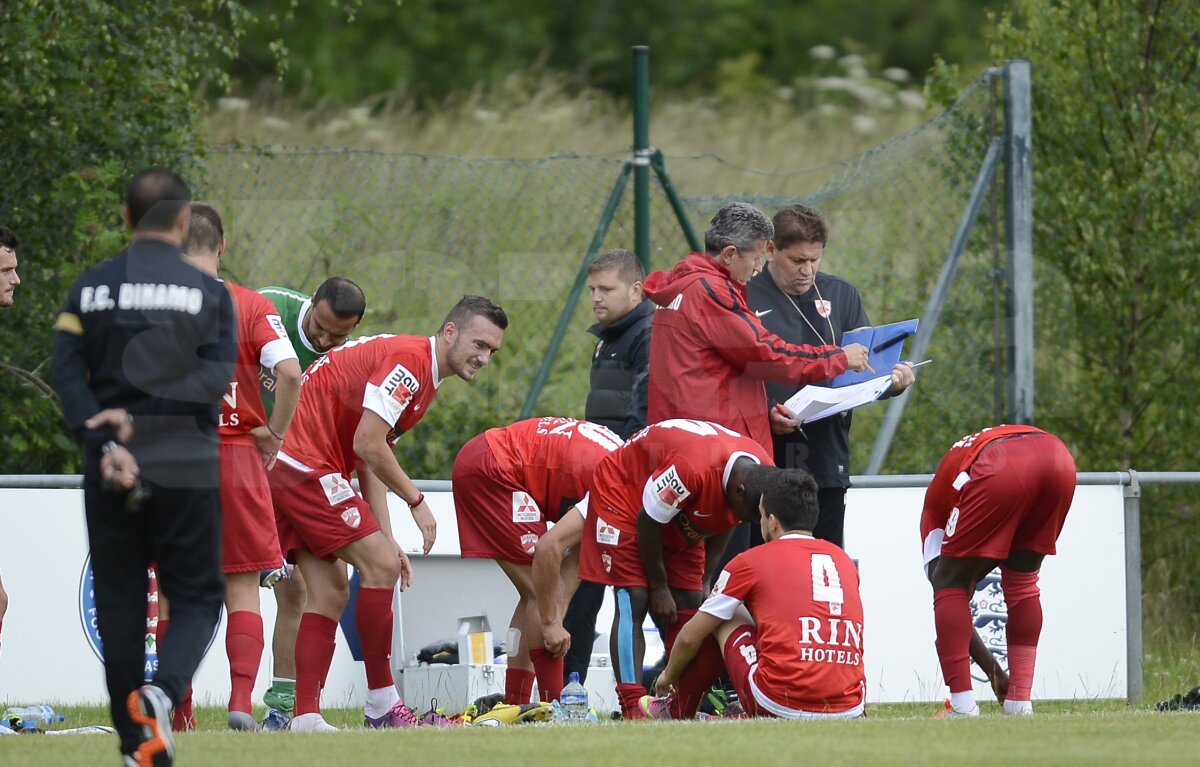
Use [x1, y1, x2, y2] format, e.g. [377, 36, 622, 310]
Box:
[644, 202, 869, 454]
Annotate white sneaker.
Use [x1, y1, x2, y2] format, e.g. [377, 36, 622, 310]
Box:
[934, 699, 980, 718]
[290, 713, 338, 732]
[1002, 700, 1034, 715]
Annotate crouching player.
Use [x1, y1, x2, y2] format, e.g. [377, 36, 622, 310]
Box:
[453, 417, 623, 705]
[646, 470, 865, 719]
[922, 425, 1076, 717]
[535, 419, 775, 719]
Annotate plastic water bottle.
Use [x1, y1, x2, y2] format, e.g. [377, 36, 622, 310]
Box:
[3, 705, 65, 731]
[559, 672, 589, 722]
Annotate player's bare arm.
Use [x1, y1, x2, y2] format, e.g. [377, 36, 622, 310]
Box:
[352, 409, 436, 555]
[702, 530, 732, 592]
[250, 357, 301, 469]
[532, 507, 585, 657]
[637, 510, 676, 627]
[653, 610, 722, 697]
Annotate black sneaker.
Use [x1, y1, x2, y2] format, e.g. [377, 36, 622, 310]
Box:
[1157, 685, 1200, 712]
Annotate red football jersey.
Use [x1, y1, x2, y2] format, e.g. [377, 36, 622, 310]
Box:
[920, 424, 1045, 545]
[219, 283, 297, 445]
[484, 417, 623, 523]
[704, 534, 865, 714]
[591, 419, 772, 543]
[281, 334, 440, 476]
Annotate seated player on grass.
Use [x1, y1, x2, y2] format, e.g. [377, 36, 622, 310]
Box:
[645, 469, 866, 719]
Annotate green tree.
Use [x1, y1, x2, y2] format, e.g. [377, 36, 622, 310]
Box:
[0, 0, 241, 472]
[985, 0, 1200, 471]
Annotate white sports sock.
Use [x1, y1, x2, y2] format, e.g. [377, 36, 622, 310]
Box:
[949, 691, 978, 714]
[1003, 699, 1034, 715]
[291, 713, 337, 732]
[364, 686, 401, 718]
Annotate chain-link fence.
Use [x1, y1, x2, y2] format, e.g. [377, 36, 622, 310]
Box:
[0, 72, 1001, 478]
[195, 73, 1001, 478]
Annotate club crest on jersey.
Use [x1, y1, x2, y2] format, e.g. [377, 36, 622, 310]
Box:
[381, 363, 420, 409]
[601, 552, 613, 573]
[320, 473, 355, 506]
[341, 507, 361, 529]
[652, 465, 690, 509]
[596, 520, 620, 545]
[814, 299, 832, 318]
[512, 492, 541, 523]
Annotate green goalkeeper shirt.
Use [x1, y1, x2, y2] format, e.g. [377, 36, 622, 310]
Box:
[256, 285, 351, 414]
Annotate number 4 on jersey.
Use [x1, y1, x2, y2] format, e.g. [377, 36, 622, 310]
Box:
[811, 553, 845, 615]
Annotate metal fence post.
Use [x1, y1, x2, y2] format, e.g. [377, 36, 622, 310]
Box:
[632, 46, 652, 272]
[651, 150, 702, 253]
[1123, 469, 1144, 704]
[1004, 60, 1035, 423]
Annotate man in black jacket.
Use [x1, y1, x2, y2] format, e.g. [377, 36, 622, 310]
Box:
[562, 248, 653, 682]
[747, 204, 914, 548]
[52, 167, 236, 767]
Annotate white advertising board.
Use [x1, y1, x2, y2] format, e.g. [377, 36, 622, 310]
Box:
[0, 481, 1126, 707]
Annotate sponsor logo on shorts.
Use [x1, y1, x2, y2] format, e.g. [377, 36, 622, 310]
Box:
[320, 473, 355, 506]
[596, 520, 621, 545]
[520, 532, 539, 553]
[652, 465, 690, 509]
[601, 552, 613, 573]
[341, 507, 362, 529]
[970, 568, 1009, 683]
[381, 363, 420, 410]
[512, 491, 541, 523]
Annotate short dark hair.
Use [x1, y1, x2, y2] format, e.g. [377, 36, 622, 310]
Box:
[772, 204, 828, 250]
[0, 226, 18, 251]
[126, 167, 192, 232]
[704, 202, 774, 256]
[183, 203, 224, 255]
[762, 469, 820, 532]
[312, 277, 367, 321]
[587, 248, 645, 283]
[442, 295, 509, 332]
[735, 462, 777, 522]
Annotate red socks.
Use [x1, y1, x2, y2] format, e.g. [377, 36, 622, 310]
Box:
[529, 647, 564, 702]
[617, 683, 647, 719]
[933, 588, 974, 694]
[226, 611, 265, 714]
[664, 609, 725, 719]
[1001, 568, 1042, 701]
[355, 587, 396, 690]
[294, 612, 337, 716]
[505, 667, 535, 705]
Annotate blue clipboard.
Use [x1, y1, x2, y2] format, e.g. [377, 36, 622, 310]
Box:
[831, 318, 919, 387]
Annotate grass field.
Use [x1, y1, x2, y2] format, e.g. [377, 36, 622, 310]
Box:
[8, 701, 1200, 767]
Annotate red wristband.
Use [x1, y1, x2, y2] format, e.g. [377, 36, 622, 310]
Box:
[407, 492, 425, 509]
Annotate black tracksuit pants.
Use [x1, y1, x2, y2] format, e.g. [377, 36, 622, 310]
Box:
[83, 466, 224, 755]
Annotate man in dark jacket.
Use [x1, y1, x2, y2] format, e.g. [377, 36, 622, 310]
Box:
[748, 204, 914, 548]
[564, 248, 654, 683]
[52, 167, 236, 767]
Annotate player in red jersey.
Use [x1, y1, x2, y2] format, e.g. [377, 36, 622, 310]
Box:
[921, 425, 1076, 717]
[269, 295, 508, 731]
[181, 203, 303, 731]
[646, 469, 865, 719]
[532, 418, 776, 719]
[453, 416, 623, 705]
